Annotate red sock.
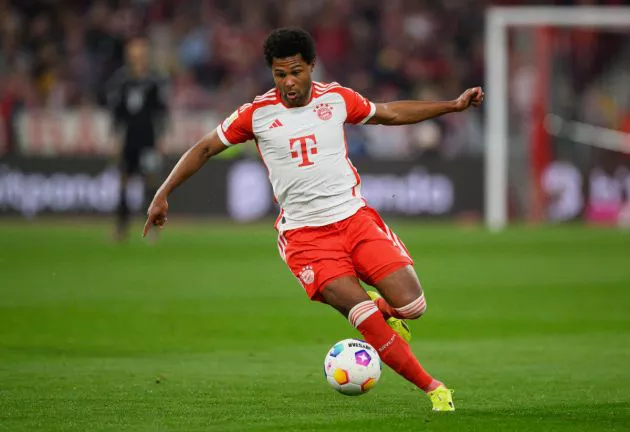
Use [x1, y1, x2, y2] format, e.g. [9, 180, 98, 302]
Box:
[356, 311, 439, 392]
[374, 297, 401, 319]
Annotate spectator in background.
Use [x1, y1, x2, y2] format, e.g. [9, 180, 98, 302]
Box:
[85, 2, 125, 101]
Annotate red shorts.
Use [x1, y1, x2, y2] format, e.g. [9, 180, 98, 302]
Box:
[277, 206, 414, 302]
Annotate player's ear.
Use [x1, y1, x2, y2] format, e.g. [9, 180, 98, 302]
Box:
[309, 59, 316, 73]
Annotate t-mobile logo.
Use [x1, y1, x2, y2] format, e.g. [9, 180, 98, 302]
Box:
[289, 134, 317, 167]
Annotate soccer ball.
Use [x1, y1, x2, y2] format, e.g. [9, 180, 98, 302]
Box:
[324, 338, 381, 396]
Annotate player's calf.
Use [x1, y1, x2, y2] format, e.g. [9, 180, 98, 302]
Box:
[348, 300, 445, 396]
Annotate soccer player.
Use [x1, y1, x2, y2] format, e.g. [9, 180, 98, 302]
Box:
[108, 36, 168, 242]
[143, 28, 483, 411]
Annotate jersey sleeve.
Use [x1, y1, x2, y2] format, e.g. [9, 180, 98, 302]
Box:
[338, 87, 376, 125]
[215, 103, 255, 146]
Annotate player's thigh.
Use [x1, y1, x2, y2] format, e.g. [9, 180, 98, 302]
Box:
[349, 209, 411, 280]
[279, 229, 356, 302]
[373, 265, 423, 309]
[320, 275, 371, 318]
[349, 207, 421, 307]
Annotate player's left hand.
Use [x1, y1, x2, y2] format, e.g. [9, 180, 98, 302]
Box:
[453, 87, 484, 112]
[143, 193, 169, 237]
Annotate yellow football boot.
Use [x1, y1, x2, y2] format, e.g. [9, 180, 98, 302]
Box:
[427, 385, 455, 412]
[367, 291, 412, 342]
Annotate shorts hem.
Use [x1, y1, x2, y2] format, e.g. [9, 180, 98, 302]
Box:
[365, 261, 413, 286]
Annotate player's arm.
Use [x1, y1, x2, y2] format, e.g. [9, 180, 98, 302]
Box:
[143, 130, 227, 236]
[366, 87, 484, 126]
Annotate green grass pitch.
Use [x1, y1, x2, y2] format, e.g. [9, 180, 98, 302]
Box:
[0, 220, 629, 431]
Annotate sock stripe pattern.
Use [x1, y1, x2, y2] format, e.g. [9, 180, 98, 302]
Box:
[393, 294, 426, 319]
[348, 300, 379, 328]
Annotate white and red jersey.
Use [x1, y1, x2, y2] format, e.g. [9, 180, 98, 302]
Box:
[215, 81, 376, 231]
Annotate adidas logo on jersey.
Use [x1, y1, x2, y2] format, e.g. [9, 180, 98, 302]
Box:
[269, 119, 284, 129]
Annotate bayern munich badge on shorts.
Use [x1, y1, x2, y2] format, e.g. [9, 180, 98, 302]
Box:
[299, 265, 315, 285]
[314, 103, 333, 121]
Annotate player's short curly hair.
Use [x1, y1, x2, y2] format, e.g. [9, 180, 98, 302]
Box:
[263, 28, 316, 67]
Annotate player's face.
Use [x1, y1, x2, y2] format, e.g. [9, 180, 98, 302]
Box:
[271, 54, 314, 108]
[127, 39, 149, 75]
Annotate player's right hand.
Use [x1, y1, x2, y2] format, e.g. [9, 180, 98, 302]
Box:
[143, 193, 169, 237]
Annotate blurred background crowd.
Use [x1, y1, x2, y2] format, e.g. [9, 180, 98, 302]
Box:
[0, 0, 628, 160]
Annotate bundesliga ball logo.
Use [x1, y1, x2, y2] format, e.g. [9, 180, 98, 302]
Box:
[314, 103, 333, 121]
[324, 339, 381, 396]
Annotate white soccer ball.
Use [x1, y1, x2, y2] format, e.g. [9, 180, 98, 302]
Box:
[324, 338, 382, 396]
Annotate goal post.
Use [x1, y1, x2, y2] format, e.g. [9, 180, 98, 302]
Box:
[484, 6, 630, 231]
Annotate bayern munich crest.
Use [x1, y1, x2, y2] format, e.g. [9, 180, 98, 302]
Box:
[314, 103, 333, 121]
[299, 265, 315, 285]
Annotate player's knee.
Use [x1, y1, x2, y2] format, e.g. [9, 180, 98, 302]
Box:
[393, 293, 427, 320]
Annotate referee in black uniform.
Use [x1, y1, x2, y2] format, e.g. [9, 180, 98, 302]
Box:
[107, 36, 168, 241]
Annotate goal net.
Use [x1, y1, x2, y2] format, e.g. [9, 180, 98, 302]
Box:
[485, 7, 630, 230]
